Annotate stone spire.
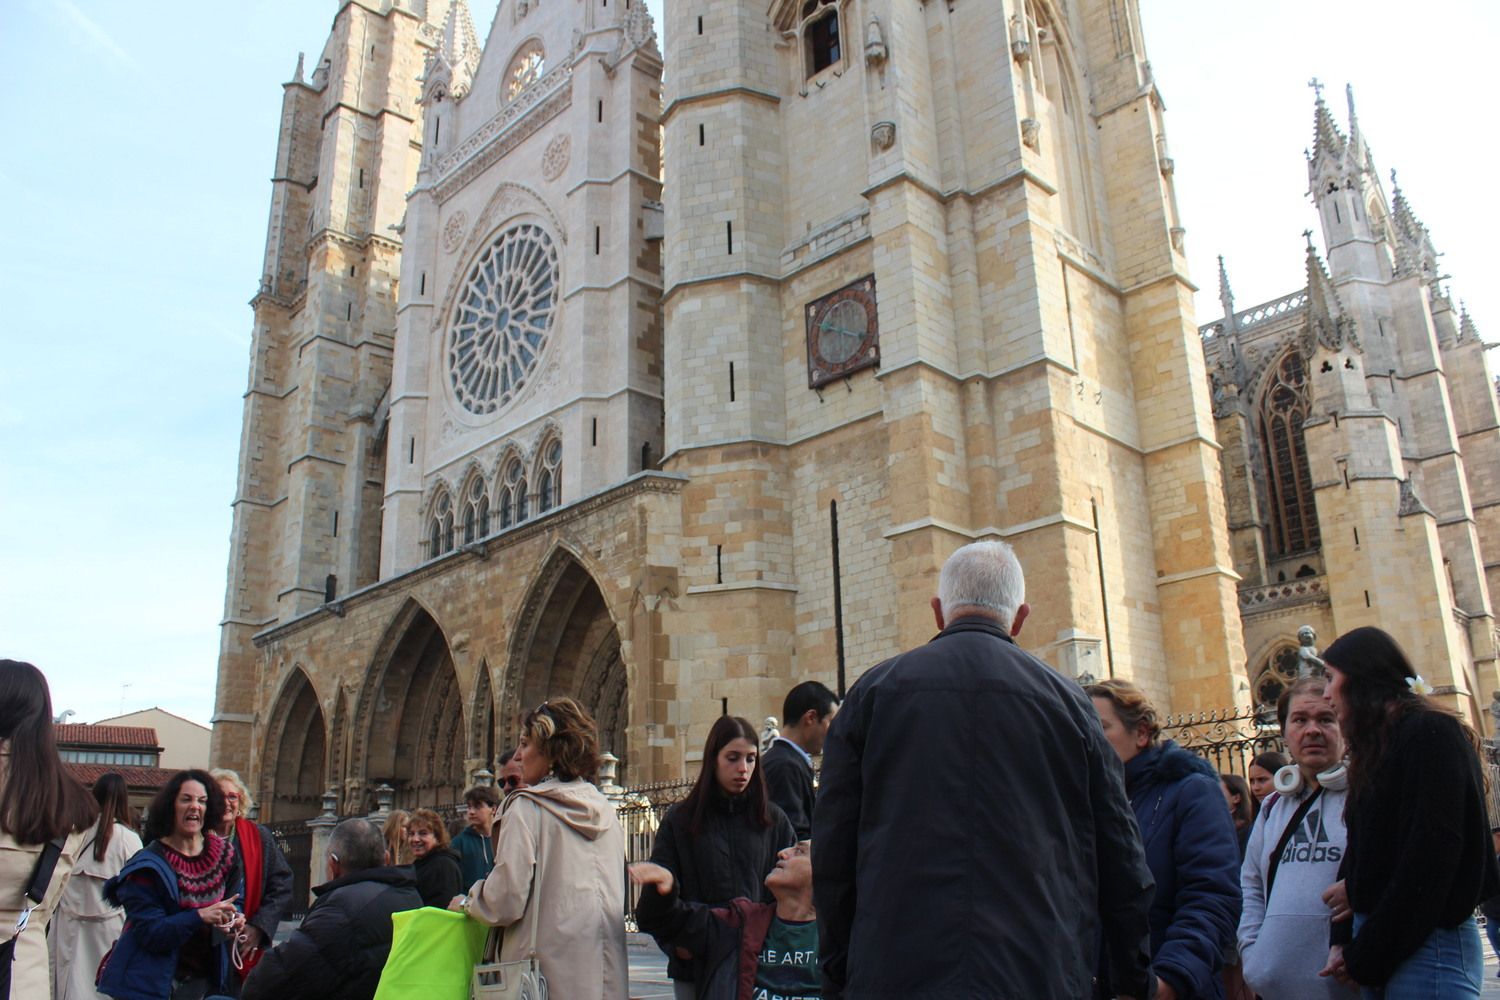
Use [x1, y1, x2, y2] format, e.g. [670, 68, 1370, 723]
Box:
[1217, 255, 1236, 331]
[437, 0, 480, 97]
[1308, 78, 1346, 163]
[1303, 232, 1357, 353]
[1459, 302, 1479, 343]
[1389, 170, 1439, 282]
[292, 51, 305, 85]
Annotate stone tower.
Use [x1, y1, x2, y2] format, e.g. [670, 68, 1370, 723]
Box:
[213, 1, 449, 770]
[1203, 85, 1499, 726]
[658, 0, 1247, 714]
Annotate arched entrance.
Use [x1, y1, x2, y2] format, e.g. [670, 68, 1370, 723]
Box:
[264, 667, 326, 822]
[470, 662, 498, 778]
[504, 551, 628, 776]
[355, 601, 467, 810]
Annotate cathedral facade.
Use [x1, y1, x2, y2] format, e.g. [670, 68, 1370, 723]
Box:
[215, 0, 1254, 820]
[1202, 87, 1500, 726]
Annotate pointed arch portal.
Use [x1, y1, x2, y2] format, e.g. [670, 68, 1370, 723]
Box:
[358, 602, 467, 810]
[504, 552, 628, 777]
[265, 668, 327, 822]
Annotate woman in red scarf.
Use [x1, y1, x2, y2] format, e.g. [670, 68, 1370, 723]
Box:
[210, 769, 293, 983]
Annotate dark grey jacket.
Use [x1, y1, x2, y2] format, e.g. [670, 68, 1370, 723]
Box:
[761, 739, 816, 840]
[812, 617, 1156, 1000]
[241, 865, 423, 1000]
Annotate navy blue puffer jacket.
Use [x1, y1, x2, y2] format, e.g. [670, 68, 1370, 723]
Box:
[1124, 741, 1242, 1000]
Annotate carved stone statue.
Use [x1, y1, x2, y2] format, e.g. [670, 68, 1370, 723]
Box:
[1296, 624, 1324, 677]
[761, 716, 780, 752]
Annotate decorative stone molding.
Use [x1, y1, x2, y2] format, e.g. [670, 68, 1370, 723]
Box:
[441, 210, 468, 254]
[1238, 576, 1329, 615]
[1021, 117, 1041, 150]
[541, 135, 571, 181]
[433, 64, 573, 202]
[870, 121, 896, 151]
[864, 16, 888, 66]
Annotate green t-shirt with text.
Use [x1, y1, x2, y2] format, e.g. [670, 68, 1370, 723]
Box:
[752, 915, 820, 1000]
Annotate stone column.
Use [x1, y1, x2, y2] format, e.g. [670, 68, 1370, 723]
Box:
[304, 787, 339, 910]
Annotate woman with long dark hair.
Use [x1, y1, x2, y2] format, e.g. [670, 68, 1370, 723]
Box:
[0, 660, 99, 998]
[52, 773, 143, 999]
[1318, 626, 1498, 997]
[647, 716, 795, 1000]
[99, 769, 245, 1000]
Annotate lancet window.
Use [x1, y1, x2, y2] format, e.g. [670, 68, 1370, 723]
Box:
[1014, 0, 1095, 245]
[537, 437, 562, 513]
[460, 473, 490, 544]
[1258, 350, 1321, 556]
[800, 0, 842, 78]
[500, 456, 529, 529]
[427, 488, 455, 559]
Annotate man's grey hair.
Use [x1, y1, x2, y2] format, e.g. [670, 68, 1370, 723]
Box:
[327, 818, 386, 872]
[937, 540, 1026, 629]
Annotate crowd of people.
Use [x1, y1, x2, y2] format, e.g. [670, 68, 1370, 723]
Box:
[3, 538, 1499, 999]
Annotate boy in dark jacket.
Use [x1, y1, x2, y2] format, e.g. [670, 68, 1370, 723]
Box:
[633, 842, 819, 1000]
[242, 818, 423, 1000]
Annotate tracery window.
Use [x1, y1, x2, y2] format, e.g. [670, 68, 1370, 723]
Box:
[427, 489, 455, 559]
[500, 457, 529, 529]
[447, 223, 559, 415]
[1258, 350, 1321, 556]
[537, 437, 562, 513]
[460, 473, 490, 544]
[800, 0, 842, 78]
[505, 41, 545, 101]
[1015, 0, 1095, 245]
[1254, 645, 1301, 712]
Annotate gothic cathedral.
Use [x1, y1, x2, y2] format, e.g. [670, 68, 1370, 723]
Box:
[211, 0, 1488, 820]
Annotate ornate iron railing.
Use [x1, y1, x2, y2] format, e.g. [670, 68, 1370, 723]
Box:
[615, 779, 694, 931]
[263, 818, 314, 920]
[1159, 705, 1285, 777]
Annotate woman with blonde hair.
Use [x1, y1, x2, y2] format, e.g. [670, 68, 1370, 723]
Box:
[382, 809, 412, 866]
[1087, 678, 1241, 1000]
[209, 768, 292, 982]
[51, 773, 141, 1000]
[453, 697, 627, 998]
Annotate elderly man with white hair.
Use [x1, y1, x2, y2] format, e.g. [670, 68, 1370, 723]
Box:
[812, 540, 1157, 1000]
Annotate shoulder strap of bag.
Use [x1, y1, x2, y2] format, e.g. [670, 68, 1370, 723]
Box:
[26, 836, 68, 906]
[1265, 786, 1323, 901]
[488, 796, 547, 964]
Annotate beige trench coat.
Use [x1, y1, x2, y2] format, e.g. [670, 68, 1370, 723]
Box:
[0, 826, 89, 1000]
[465, 778, 627, 1000]
[51, 822, 143, 1000]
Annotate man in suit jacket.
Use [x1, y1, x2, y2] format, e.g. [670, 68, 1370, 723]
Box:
[761, 681, 839, 840]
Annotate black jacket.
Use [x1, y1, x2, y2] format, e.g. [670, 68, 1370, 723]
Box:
[648, 790, 796, 981]
[813, 617, 1156, 1000]
[411, 846, 464, 908]
[241, 865, 423, 1000]
[761, 739, 816, 840]
[1334, 709, 1500, 985]
[243, 821, 295, 942]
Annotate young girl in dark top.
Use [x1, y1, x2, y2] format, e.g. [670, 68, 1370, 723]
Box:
[1318, 626, 1499, 998]
[648, 716, 795, 1000]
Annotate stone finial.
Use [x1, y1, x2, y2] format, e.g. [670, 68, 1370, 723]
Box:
[1308, 77, 1346, 163]
[292, 52, 305, 85]
[1217, 255, 1236, 328]
[1459, 302, 1479, 343]
[864, 16, 887, 66]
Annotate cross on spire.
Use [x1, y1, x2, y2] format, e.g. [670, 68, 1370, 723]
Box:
[1308, 77, 1325, 100]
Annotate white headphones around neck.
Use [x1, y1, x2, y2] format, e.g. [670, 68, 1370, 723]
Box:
[1273, 761, 1348, 796]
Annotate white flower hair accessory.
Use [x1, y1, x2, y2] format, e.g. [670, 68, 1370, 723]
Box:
[1406, 674, 1433, 696]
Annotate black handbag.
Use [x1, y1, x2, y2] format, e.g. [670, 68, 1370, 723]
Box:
[0, 835, 67, 1000]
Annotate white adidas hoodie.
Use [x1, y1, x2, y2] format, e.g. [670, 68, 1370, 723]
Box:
[1238, 780, 1350, 1000]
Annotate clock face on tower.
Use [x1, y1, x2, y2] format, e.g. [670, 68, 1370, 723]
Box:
[805, 275, 879, 388]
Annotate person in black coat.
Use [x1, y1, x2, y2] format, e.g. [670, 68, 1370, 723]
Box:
[1317, 626, 1500, 995]
[761, 681, 839, 840]
[406, 807, 464, 908]
[648, 716, 796, 999]
[813, 540, 1156, 1000]
[1089, 679, 1242, 1000]
[243, 818, 423, 1000]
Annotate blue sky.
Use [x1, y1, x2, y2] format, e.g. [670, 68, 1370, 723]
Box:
[2, 0, 1493, 727]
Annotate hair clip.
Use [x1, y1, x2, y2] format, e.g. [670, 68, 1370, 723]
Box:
[1405, 674, 1433, 696]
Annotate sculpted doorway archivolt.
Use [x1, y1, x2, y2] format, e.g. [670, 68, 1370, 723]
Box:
[263, 667, 326, 822]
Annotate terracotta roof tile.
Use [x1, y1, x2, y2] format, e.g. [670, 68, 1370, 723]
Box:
[65, 763, 176, 789]
[54, 724, 161, 749]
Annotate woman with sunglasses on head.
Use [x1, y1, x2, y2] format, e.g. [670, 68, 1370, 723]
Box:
[453, 698, 627, 998]
[1317, 626, 1499, 998]
[0, 660, 98, 1000]
[100, 769, 245, 1000]
[51, 773, 142, 1000]
[647, 716, 795, 1000]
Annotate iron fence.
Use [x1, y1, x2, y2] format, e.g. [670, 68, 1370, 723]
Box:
[1483, 740, 1500, 826]
[616, 779, 694, 931]
[263, 818, 313, 920]
[1158, 705, 1285, 777]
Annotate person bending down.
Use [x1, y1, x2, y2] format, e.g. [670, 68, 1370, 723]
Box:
[633, 842, 819, 1000]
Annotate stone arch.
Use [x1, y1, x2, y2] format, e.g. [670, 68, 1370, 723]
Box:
[1249, 639, 1301, 712]
[263, 666, 327, 822]
[353, 598, 467, 810]
[502, 546, 629, 775]
[470, 660, 498, 777]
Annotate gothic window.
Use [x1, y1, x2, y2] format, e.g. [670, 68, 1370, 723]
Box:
[505, 41, 545, 101]
[500, 457, 529, 529]
[1258, 350, 1321, 556]
[460, 473, 490, 544]
[427, 489, 455, 559]
[800, 0, 842, 78]
[447, 223, 559, 415]
[537, 437, 562, 513]
[1254, 645, 1301, 713]
[1017, 0, 1096, 246]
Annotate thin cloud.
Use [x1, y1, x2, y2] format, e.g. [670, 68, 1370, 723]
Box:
[48, 0, 139, 71]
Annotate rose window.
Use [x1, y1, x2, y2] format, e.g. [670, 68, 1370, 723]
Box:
[447, 223, 558, 415]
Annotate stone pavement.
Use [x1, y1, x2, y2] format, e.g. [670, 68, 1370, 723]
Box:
[628, 934, 672, 1000]
[1486, 932, 1500, 1000]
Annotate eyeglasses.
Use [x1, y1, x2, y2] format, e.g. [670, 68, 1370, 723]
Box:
[500, 776, 521, 791]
